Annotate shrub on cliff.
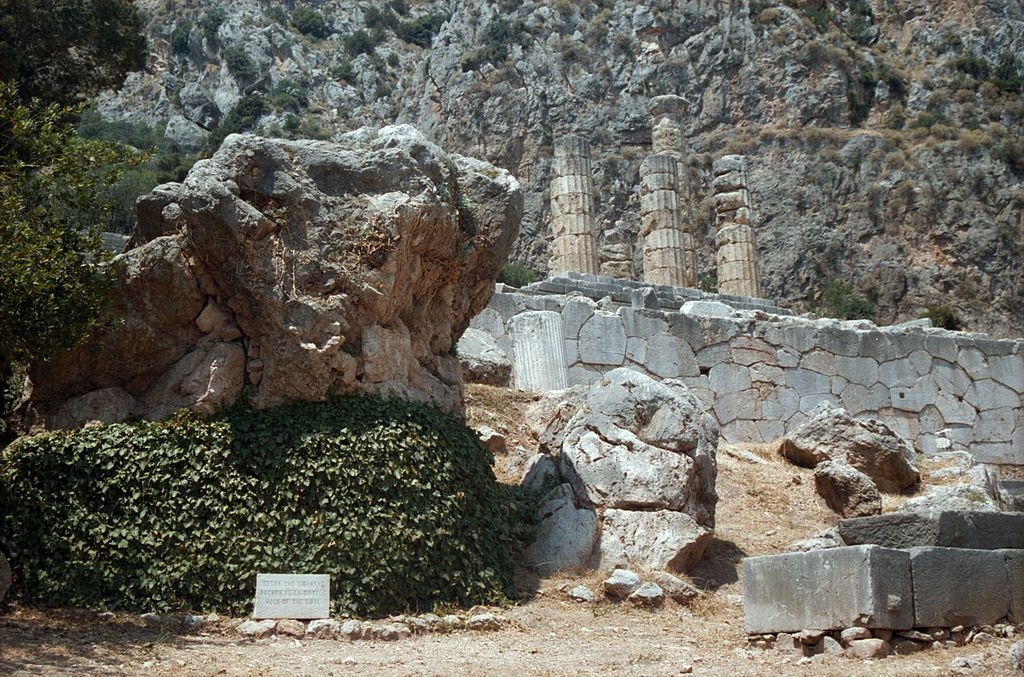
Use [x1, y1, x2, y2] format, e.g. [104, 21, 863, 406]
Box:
[0, 396, 533, 616]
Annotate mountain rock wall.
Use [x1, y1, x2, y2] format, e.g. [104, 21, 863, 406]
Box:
[98, 0, 1024, 335]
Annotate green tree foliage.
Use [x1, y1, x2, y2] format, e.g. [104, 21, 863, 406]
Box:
[820, 278, 877, 322]
[920, 305, 962, 331]
[0, 0, 146, 105]
[460, 17, 529, 71]
[206, 93, 267, 152]
[0, 84, 137, 429]
[0, 396, 534, 616]
[292, 5, 330, 39]
[497, 263, 537, 288]
[396, 11, 449, 48]
[77, 106, 196, 233]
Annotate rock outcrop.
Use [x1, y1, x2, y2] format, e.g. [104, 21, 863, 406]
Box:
[526, 368, 718, 574]
[22, 126, 521, 426]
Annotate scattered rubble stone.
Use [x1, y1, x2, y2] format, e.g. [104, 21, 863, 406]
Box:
[845, 638, 890, 659]
[650, 572, 702, 604]
[813, 460, 882, 517]
[840, 627, 872, 644]
[236, 619, 276, 638]
[950, 656, 986, 675]
[603, 569, 642, 599]
[627, 582, 665, 607]
[275, 619, 305, 637]
[568, 585, 596, 603]
[305, 619, 341, 639]
[467, 613, 503, 631]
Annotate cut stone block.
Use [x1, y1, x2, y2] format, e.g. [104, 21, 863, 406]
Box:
[937, 511, 1024, 550]
[743, 545, 913, 633]
[838, 513, 940, 549]
[909, 547, 1009, 627]
[1003, 550, 1024, 623]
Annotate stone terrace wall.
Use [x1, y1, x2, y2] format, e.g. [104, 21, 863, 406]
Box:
[470, 274, 1024, 466]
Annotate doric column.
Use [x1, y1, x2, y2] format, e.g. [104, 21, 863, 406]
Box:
[640, 154, 688, 287]
[649, 95, 697, 287]
[510, 311, 568, 393]
[550, 136, 599, 275]
[713, 154, 762, 298]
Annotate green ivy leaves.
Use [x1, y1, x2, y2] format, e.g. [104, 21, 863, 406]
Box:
[0, 395, 533, 617]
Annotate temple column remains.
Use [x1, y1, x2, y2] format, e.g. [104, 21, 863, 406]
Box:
[648, 95, 698, 287]
[713, 154, 762, 298]
[549, 136, 599, 275]
[639, 154, 688, 287]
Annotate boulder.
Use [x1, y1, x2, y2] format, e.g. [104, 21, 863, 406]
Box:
[457, 327, 511, 386]
[529, 368, 718, 574]
[21, 127, 522, 426]
[779, 402, 920, 492]
[560, 368, 718, 524]
[602, 569, 641, 599]
[524, 484, 599, 576]
[814, 461, 882, 517]
[595, 509, 714, 572]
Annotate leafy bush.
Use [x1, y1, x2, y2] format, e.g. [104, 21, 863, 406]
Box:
[993, 51, 1024, 94]
[820, 279, 876, 322]
[223, 45, 259, 85]
[206, 93, 267, 152]
[0, 83, 129, 436]
[169, 21, 192, 55]
[952, 54, 991, 80]
[460, 17, 528, 71]
[396, 11, 449, 48]
[920, 305, 962, 331]
[497, 263, 537, 288]
[292, 5, 330, 39]
[0, 396, 533, 616]
[265, 6, 289, 26]
[330, 58, 357, 84]
[199, 8, 227, 44]
[344, 29, 377, 56]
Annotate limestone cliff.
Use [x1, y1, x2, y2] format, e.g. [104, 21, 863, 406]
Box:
[99, 0, 1024, 335]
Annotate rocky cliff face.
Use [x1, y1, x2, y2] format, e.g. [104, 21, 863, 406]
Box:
[101, 0, 1024, 335]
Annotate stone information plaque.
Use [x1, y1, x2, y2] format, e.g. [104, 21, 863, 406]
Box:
[253, 573, 330, 619]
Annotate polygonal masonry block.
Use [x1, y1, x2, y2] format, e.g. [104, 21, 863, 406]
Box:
[743, 545, 913, 633]
[909, 547, 1009, 627]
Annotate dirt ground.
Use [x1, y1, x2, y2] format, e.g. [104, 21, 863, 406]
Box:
[1, 385, 1019, 675]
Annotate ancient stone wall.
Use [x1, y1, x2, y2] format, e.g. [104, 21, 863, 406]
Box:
[470, 274, 1024, 466]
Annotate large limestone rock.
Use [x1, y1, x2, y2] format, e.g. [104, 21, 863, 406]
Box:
[22, 127, 521, 425]
[779, 402, 920, 492]
[814, 461, 883, 518]
[527, 368, 718, 574]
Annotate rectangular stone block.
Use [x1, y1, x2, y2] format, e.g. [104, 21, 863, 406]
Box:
[838, 513, 940, 549]
[909, 547, 1009, 627]
[937, 511, 1024, 549]
[253, 573, 330, 620]
[743, 545, 913, 633]
[1002, 550, 1024, 623]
